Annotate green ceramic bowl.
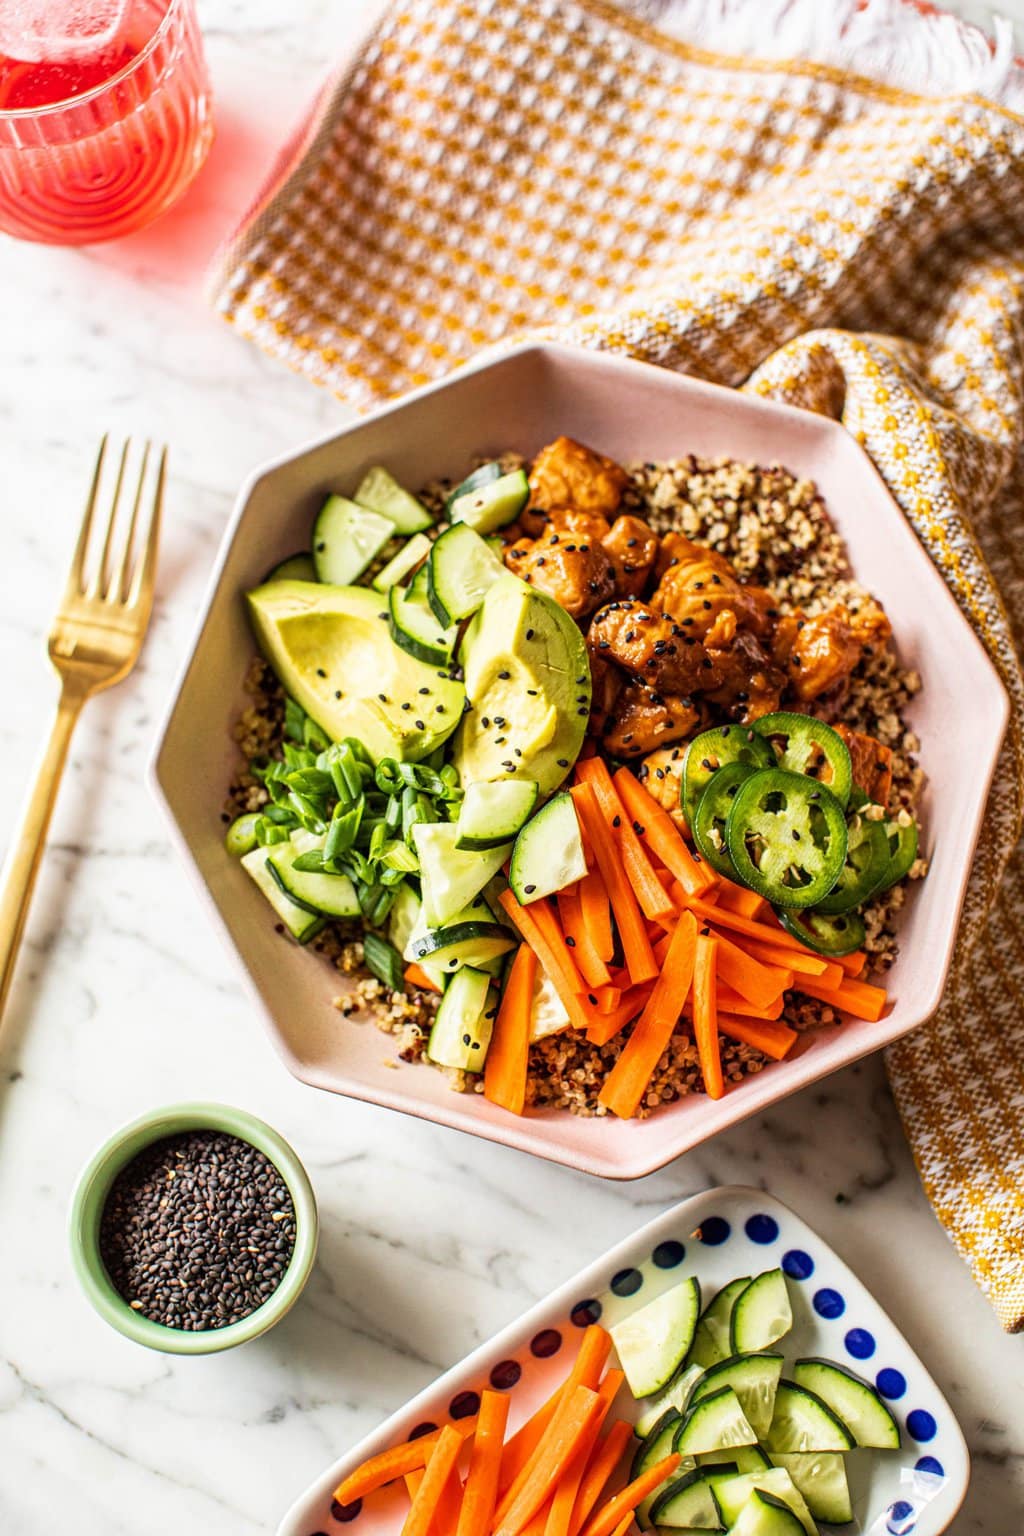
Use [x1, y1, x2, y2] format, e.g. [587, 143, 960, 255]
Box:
[69, 1102, 319, 1355]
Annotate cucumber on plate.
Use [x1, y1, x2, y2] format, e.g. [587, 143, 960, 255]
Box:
[456, 778, 539, 850]
[264, 551, 317, 583]
[765, 1382, 855, 1454]
[449, 466, 529, 534]
[689, 1354, 784, 1440]
[711, 1468, 816, 1536]
[792, 1359, 900, 1449]
[312, 495, 395, 585]
[389, 565, 458, 666]
[372, 532, 432, 592]
[769, 1452, 853, 1525]
[427, 966, 496, 1070]
[698, 1444, 772, 1475]
[353, 465, 434, 533]
[649, 1466, 728, 1532]
[241, 845, 324, 943]
[508, 792, 587, 904]
[631, 1409, 687, 1529]
[731, 1269, 793, 1354]
[675, 1386, 758, 1457]
[427, 522, 506, 626]
[406, 900, 516, 975]
[731, 1488, 808, 1536]
[688, 1276, 751, 1369]
[635, 1362, 705, 1437]
[265, 829, 360, 919]
[610, 1277, 701, 1398]
[412, 820, 512, 927]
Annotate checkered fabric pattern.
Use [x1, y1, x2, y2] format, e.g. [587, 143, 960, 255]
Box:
[211, 0, 1024, 1328]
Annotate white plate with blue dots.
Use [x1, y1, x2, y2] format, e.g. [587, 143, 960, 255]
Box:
[279, 1185, 967, 1536]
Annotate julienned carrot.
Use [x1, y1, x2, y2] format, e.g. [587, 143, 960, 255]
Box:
[557, 886, 612, 989]
[598, 912, 698, 1119]
[335, 1436, 436, 1504]
[544, 1371, 624, 1536]
[613, 766, 714, 896]
[498, 1326, 611, 1494]
[484, 944, 538, 1117]
[572, 782, 657, 985]
[578, 866, 614, 964]
[579, 1453, 681, 1536]
[402, 1425, 465, 1536]
[435, 1464, 466, 1532]
[678, 893, 826, 955]
[404, 1470, 424, 1500]
[593, 986, 623, 1013]
[742, 936, 842, 988]
[708, 928, 793, 1008]
[693, 932, 723, 1100]
[718, 1012, 798, 1060]
[794, 974, 888, 1022]
[493, 1386, 602, 1536]
[838, 949, 868, 977]
[531, 896, 589, 995]
[456, 1389, 509, 1536]
[711, 880, 769, 920]
[585, 984, 656, 1047]
[610, 1518, 636, 1536]
[752, 905, 869, 977]
[575, 759, 676, 923]
[498, 891, 600, 1037]
[713, 985, 785, 1021]
[404, 962, 442, 993]
[568, 1422, 634, 1536]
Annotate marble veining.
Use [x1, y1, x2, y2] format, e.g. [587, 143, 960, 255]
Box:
[1, 0, 1023, 1531]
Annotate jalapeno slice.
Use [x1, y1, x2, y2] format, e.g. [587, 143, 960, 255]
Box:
[691, 762, 754, 878]
[815, 814, 892, 915]
[875, 816, 919, 893]
[682, 724, 773, 825]
[725, 768, 848, 909]
[778, 907, 866, 957]
[753, 711, 853, 810]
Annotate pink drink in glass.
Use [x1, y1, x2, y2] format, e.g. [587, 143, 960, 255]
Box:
[0, 0, 213, 244]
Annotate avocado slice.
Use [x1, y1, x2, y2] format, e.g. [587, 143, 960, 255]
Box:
[453, 574, 591, 797]
[246, 580, 464, 763]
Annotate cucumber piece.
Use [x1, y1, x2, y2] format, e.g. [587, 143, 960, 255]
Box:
[711, 1469, 817, 1536]
[389, 566, 458, 666]
[312, 495, 395, 585]
[635, 1363, 705, 1437]
[427, 966, 494, 1069]
[412, 820, 512, 927]
[792, 1359, 900, 1449]
[610, 1277, 701, 1398]
[353, 465, 434, 533]
[427, 522, 506, 625]
[675, 1386, 758, 1457]
[456, 778, 539, 850]
[387, 882, 422, 956]
[649, 1468, 725, 1531]
[765, 1382, 855, 1454]
[697, 1445, 772, 1475]
[408, 908, 516, 974]
[241, 846, 324, 943]
[264, 551, 317, 583]
[730, 1488, 808, 1536]
[450, 467, 530, 534]
[266, 831, 360, 918]
[688, 1276, 751, 1369]
[225, 812, 261, 857]
[444, 460, 502, 515]
[769, 1453, 853, 1524]
[509, 792, 587, 904]
[690, 1354, 783, 1439]
[631, 1409, 688, 1530]
[372, 532, 432, 592]
[731, 1269, 793, 1353]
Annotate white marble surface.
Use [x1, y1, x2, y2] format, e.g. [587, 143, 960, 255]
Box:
[1, 2, 1023, 1532]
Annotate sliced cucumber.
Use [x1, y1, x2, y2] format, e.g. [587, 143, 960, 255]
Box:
[456, 778, 539, 850]
[731, 1269, 793, 1354]
[792, 1359, 900, 1449]
[225, 811, 261, 857]
[688, 1276, 751, 1369]
[241, 846, 324, 943]
[444, 460, 502, 515]
[372, 532, 432, 592]
[631, 1409, 687, 1530]
[509, 792, 587, 904]
[353, 465, 434, 533]
[450, 467, 530, 534]
[690, 1354, 783, 1440]
[427, 966, 494, 1070]
[389, 566, 458, 666]
[427, 522, 506, 626]
[610, 1278, 701, 1398]
[675, 1386, 758, 1457]
[765, 1382, 855, 1454]
[649, 1467, 726, 1532]
[769, 1452, 853, 1524]
[730, 1488, 808, 1536]
[266, 836, 360, 919]
[697, 1445, 771, 1475]
[312, 495, 395, 585]
[264, 551, 317, 583]
[412, 820, 512, 927]
[408, 906, 516, 974]
[711, 1469, 817, 1536]
[635, 1363, 706, 1437]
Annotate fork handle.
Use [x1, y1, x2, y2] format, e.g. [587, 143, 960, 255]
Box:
[0, 684, 86, 1026]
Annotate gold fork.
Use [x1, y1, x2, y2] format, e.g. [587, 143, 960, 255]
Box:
[0, 438, 165, 1024]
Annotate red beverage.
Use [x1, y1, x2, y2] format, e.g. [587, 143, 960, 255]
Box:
[0, 0, 212, 244]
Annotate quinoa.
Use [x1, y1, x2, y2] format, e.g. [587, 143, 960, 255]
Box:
[226, 453, 925, 1118]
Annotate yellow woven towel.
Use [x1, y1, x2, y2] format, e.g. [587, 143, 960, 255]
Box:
[212, 0, 1024, 1328]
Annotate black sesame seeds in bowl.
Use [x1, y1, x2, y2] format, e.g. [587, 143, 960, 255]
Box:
[69, 1104, 318, 1354]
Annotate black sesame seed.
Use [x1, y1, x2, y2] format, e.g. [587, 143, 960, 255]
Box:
[524, 884, 537, 894]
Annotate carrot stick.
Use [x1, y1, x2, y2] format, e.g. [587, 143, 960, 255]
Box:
[484, 944, 538, 1117]
[335, 1437, 436, 1505]
[493, 1386, 602, 1536]
[742, 937, 842, 987]
[613, 766, 715, 895]
[593, 987, 623, 1014]
[532, 897, 590, 994]
[499, 1326, 612, 1494]
[498, 891, 601, 1036]
[402, 1425, 465, 1536]
[714, 985, 785, 1020]
[711, 880, 769, 920]
[610, 1518, 636, 1536]
[435, 1464, 465, 1532]
[741, 903, 869, 977]
[572, 783, 657, 984]
[404, 962, 442, 993]
[838, 950, 868, 977]
[544, 1372, 624, 1536]
[598, 912, 698, 1119]
[693, 933, 723, 1100]
[794, 975, 888, 1022]
[578, 866, 614, 964]
[676, 893, 831, 954]
[718, 1013, 798, 1060]
[708, 928, 793, 1008]
[558, 887, 612, 989]
[576, 760, 678, 925]
[585, 984, 655, 1047]
[568, 1422, 634, 1536]
[579, 1453, 681, 1536]
[456, 1389, 509, 1536]
[404, 1470, 424, 1500]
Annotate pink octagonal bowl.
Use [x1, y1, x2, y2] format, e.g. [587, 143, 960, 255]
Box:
[151, 342, 1008, 1179]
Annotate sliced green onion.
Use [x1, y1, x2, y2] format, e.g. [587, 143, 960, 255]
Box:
[324, 800, 363, 860]
[224, 813, 260, 857]
[283, 696, 307, 742]
[362, 932, 405, 991]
